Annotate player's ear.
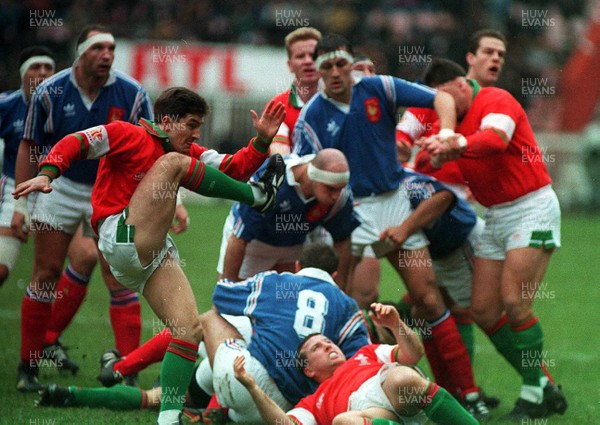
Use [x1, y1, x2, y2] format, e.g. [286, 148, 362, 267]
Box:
[466, 52, 475, 67]
[303, 365, 315, 379]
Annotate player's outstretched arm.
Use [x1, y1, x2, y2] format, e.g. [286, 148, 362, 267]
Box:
[370, 303, 424, 365]
[13, 175, 53, 199]
[233, 355, 296, 425]
[250, 100, 286, 144]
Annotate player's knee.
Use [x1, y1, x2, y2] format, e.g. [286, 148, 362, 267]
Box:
[412, 290, 443, 317]
[68, 246, 98, 273]
[503, 298, 529, 322]
[332, 412, 359, 425]
[157, 151, 187, 172]
[33, 264, 62, 286]
[388, 367, 428, 416]
[187, 315, 203, 344]
[199, 309, 218, 328]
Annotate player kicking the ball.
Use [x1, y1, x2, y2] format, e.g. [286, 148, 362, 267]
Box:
[14, 87, 286, 425]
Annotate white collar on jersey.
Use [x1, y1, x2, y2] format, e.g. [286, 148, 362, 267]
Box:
[285, 153, 317, 204]
[68, 66, 117, 109]
[296, 267, 338, 286]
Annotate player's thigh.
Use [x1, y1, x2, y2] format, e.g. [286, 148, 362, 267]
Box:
[213, 342, 292, 424]
[470, 257, 504, 327]
[126, 153, 187, 259]
[142, 259, 201, 345]
[32, 230, 73, 282]
[199, 309, 243, 366]
[333, 408, 397, 424]
[501, 246, 553, 317]
[433, 245, 473, 309]
[387, 248, 443, 315]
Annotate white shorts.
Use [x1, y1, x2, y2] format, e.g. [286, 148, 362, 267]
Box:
[32, 176, 95, 237]
[348, 364, 427, 424]
[97, 210, 178, 293]
[0, 175, 16, 227]
[352, 188, 428, 257]
[195, 314, 253, 395]
[213, 338, 292, 424]
[475, 185, 561, 260]
[433, 218, 484, 308]
[217, 210, 303, 278]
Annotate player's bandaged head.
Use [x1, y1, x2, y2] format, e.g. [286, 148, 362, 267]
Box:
[18, 46, 55, 79]
[307, 163, 349, 185]
[313, 33, 354, 70]
[75, 24, 115, 58]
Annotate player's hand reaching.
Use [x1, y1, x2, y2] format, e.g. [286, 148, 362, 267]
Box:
[233, 355, 257, 390]
[370, 302, 401, 331]
[13, 175, 53, 199]
[251, 101, 286, 143]
[380, 225, 408, 247]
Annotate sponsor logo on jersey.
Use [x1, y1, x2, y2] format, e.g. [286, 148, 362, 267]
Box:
[306, 203, 329, 222]
[63, 103, 76, 117]
[279, 199, 292, 212]
[13, 119, 24, 133]
[326, 120, 340, 137]
[82, 126, 107, 146]
[364, 97, 381, 123]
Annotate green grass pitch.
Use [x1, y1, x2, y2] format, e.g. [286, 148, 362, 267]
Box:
[0, 201, 598, 424]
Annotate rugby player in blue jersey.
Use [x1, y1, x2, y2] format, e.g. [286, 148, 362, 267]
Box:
[12, 24, 153, 392]
[217, 148, 359, 288]
[0, 46, 55, 286]
[293, 33, 489, 417]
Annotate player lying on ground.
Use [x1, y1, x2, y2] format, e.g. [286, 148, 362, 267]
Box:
[234, 303, 480, 425]
[14, 86, 286, 425]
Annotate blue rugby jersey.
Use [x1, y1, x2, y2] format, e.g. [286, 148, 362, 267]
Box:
[293, 76, 436, 197]
[23, 68, 152, 185]
[0, 89, 27, 178]
[213, 268, 369, 404]
[231, 154, 360, 246]
[401, 170, 477, 259]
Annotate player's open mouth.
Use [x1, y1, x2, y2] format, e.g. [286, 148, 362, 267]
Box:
[489, 66, 499, 74]
[329, 352, 339, 359]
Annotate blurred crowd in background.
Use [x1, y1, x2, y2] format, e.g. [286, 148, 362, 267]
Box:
[0, 0, 593, 129]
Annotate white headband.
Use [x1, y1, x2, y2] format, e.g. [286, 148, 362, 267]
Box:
[315, 50, 355, 70]
[77, 33, 115, 57]
[307, 163, 349, 185]
[19, 56, 55, 79]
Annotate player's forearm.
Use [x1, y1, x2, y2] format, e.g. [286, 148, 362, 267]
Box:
[403, 191, 455, 234]
[393, 320, 425, 365]
[461, 128, 508, 158]
[244, 382, 295, 424]
[433, 92, 457, 133]
[14, 140, 38, 186]
[217, 138, 270, 181]
[222, 236, 247, 281]
[333, 238, 352, 290]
